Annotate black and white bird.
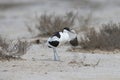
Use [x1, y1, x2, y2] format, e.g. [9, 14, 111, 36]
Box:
[46, 27, 78, 61]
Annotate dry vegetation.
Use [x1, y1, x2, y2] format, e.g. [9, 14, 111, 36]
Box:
[6, 40, 30, 57]
[79, 23, 120, 51]
[26, 11, 93, 37]
[26, 11, 120, 53]
[0, 36, 9, 60]
[0, 36, 30, 60]
[27, 12, 76, 36]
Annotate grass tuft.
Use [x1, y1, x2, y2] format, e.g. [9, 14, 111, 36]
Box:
[0, 36, 30, 60]
[29, 12, 76, 36]
[79, 23, 120, 51]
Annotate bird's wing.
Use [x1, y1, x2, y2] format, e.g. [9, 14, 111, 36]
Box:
[48, 36, 60, 42]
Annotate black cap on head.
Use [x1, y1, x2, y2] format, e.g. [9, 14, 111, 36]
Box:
[63, 27, 70, 31]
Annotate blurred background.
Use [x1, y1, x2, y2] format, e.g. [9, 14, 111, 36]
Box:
[0, 0, 120, 39]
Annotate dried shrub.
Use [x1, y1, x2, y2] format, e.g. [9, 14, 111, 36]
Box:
[0, 36, 7, 49]
[35, 12, 76, 36]
[26, 11, 94, 37]
[0, 36, 13, 60]
[0, 36, 30, 60]
[0, 36, 8, 55]
[6, 40, 30, 58]
[79, 23, 120, 51]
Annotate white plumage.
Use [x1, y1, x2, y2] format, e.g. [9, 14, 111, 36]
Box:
[47, 27, 78, 61]
[58, 30, 70, 45]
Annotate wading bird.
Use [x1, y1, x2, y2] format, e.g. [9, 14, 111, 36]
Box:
[47, 27, 78, 61]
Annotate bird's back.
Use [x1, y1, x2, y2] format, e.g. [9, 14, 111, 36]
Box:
[47, 28, 78, 48]
[59, 32, 70, 45]
[47, 31, 70, 47]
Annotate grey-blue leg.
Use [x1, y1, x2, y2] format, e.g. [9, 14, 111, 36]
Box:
[53, 48, 60, 61]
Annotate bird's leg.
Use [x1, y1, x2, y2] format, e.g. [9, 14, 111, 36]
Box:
[53, 48, 60, 61]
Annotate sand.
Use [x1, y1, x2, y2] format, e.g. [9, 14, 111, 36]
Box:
[0, 0, 120, 80]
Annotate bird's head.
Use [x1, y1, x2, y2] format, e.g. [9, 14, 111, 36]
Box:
[63, 27, 76, 34]
[63, 27, 71, 32]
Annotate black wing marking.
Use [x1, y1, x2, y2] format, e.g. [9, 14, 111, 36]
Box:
[49, 41, 59, 47]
